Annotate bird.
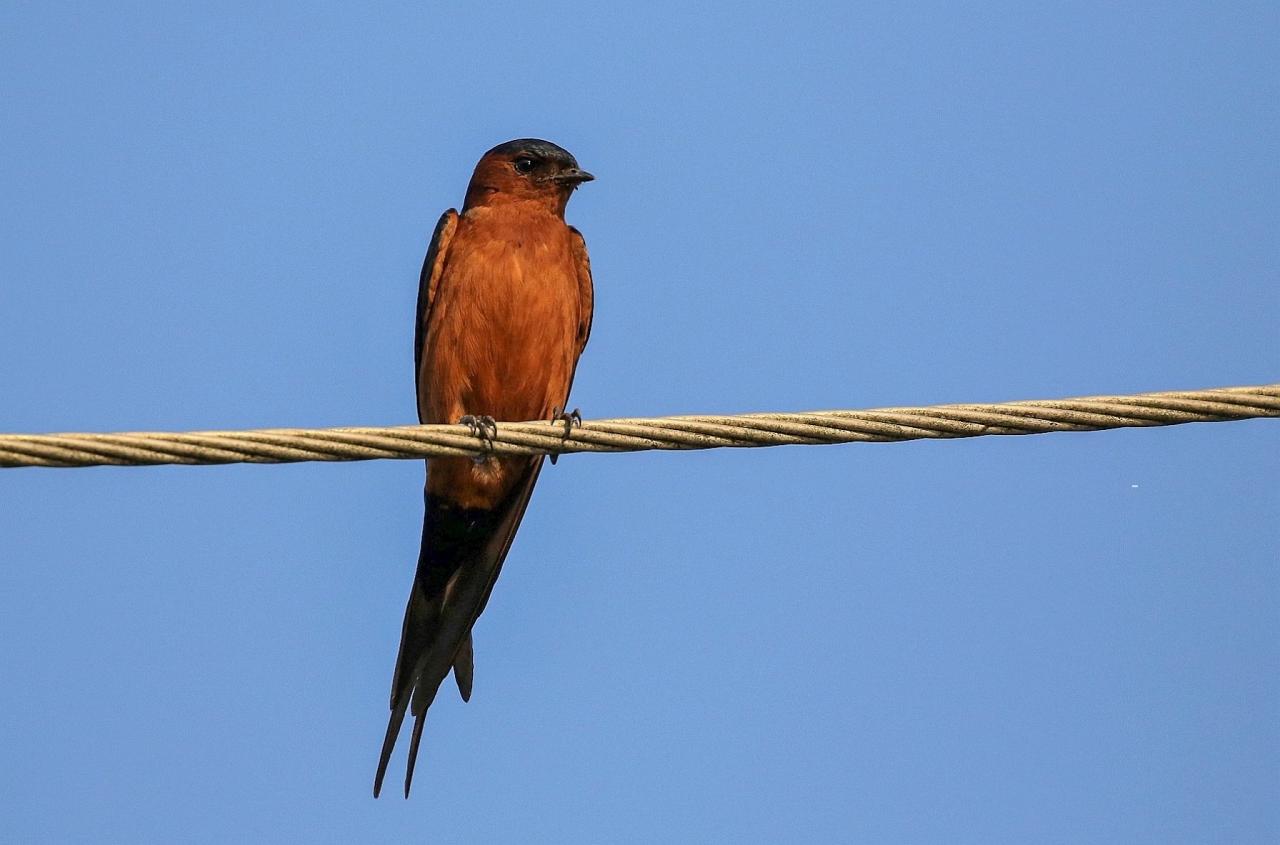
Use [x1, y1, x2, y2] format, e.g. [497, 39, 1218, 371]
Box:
[374, 139, 595, 798]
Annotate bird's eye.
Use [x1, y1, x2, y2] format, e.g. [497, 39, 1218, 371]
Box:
[513, 157, 537, 174]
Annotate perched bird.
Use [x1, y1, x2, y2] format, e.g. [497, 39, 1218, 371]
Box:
[375, 140, 595, 798]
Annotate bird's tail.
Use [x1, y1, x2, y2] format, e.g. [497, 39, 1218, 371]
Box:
[374, 459, 543, 798]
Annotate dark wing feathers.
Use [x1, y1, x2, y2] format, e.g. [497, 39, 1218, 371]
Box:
[568, 225, 594, 355]
[414, 209, 458, 422]
[374, 209, 457, 799]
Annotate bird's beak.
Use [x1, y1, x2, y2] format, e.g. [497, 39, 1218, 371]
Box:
[548, 168, 595, 185]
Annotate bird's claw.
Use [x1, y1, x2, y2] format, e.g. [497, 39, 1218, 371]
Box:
[553, 407, 583, 437]
[548, 407, 582, 465]
[458, 414, 498, 453]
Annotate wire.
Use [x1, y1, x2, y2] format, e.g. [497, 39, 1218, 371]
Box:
[1, 383, 1276, 469]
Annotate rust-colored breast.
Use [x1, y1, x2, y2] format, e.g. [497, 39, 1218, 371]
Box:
[420, 202, 587, 508]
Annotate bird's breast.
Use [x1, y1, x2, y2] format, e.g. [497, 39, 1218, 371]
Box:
[422, 211, 581, 426]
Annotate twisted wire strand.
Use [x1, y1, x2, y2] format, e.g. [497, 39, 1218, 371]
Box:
[1, 383, 1275, 469]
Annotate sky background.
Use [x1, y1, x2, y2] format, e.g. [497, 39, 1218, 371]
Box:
[1, 2, 1277, 842]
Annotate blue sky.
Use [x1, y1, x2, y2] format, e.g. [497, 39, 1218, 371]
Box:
[1, 2, 1276, 842]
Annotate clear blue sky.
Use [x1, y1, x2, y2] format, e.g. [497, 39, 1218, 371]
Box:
[1, 3, 1276, 842]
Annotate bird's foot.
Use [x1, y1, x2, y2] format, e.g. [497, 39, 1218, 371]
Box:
[548, 407, 582, 465]
[458, 414, 498, 460]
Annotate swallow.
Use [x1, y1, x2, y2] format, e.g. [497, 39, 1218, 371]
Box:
[374, 140, 595, 798]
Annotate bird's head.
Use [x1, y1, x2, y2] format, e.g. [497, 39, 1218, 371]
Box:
[463, 139, 594, 216]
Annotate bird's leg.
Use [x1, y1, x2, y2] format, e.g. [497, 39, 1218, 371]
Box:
[547, 407, 582, 465]
[458, 414, 498, 461]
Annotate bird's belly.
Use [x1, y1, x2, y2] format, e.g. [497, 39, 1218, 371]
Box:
[424, 252, 579, 427]
[473, 282, 576, 423]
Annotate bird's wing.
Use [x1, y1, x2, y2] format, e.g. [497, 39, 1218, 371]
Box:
[568, 225, 594, 356]
[374, 208, 460, 799]
[415, 210, 474, 697]
[547, 226, 593, 471]
[414, 209, 459, 423]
